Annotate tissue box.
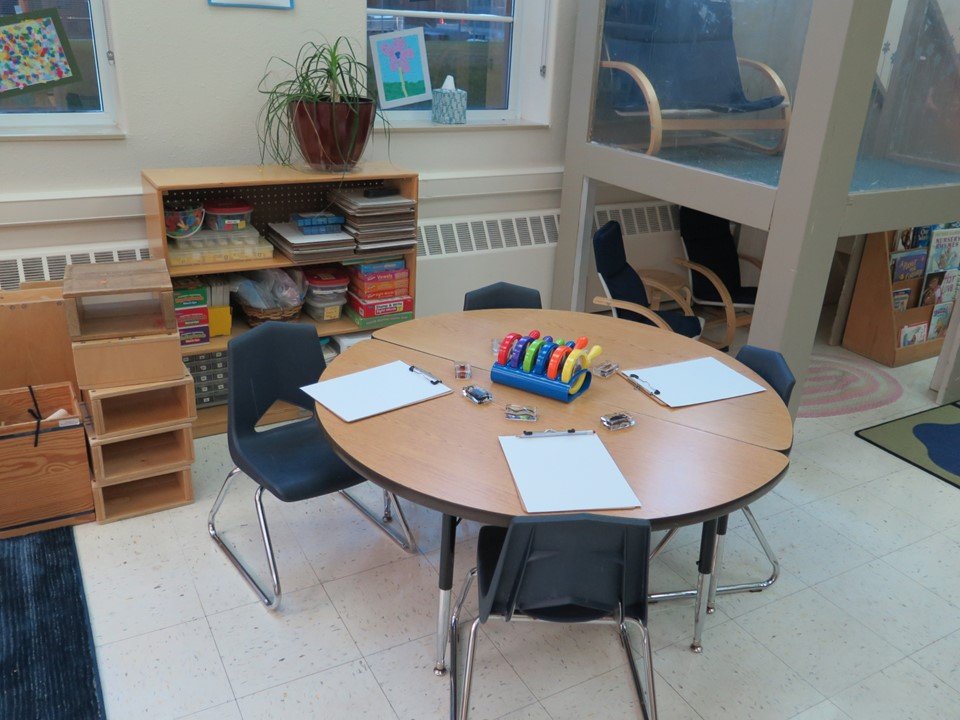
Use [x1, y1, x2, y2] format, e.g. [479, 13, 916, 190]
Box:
[432, 88, 467, 125]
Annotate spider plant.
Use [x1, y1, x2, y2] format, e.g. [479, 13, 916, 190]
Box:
[257, 38, 386, 170]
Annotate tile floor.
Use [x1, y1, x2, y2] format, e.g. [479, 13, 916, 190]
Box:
[74, 339, 960, 720]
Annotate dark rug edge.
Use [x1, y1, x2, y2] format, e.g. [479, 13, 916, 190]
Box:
[854, 401, 960, 492]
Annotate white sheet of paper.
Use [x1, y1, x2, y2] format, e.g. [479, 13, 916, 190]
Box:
[622, 357, 765, 408]
[302, 360, 451, 422]
[499, 433, 641, 513]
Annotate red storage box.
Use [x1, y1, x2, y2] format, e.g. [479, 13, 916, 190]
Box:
[346, 292, 414, 318]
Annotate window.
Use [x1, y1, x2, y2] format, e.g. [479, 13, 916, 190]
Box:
[366, 0, 549, 124]
[0, 0, 121, 138]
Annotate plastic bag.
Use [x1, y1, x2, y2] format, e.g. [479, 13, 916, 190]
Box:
[250, 269, 306, 308]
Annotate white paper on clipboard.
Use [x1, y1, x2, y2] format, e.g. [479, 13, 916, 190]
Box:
[499, 432, 641, 513]
[621, 357, 765, 408]
[302, 360, 451, 422]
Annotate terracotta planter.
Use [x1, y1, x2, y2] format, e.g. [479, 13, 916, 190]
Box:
[290, 98, 376, 171]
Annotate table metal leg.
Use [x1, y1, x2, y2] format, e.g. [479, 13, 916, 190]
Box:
[691, 519, 718, 653]
[706, 515, 728, 614]
[435, 513, 458, 675]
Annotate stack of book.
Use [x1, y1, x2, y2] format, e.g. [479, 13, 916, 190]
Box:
[329, 189, 417, 255]
[172, 276, 231, 347]
[343, 258, 413, 329]
[265, 220, 354, 262]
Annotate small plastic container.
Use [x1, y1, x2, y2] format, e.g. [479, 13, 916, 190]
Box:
[165, 204, 205, 239]
[305, 266, 350, 304]
[304, 295, 344, 322]
[204, 200, 253, 231]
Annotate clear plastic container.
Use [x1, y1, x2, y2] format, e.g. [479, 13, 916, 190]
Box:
[304, 295, 344, 321]
[204, 200, 253, 231]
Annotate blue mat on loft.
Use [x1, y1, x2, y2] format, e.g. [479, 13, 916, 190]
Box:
[0, 528, 106, 720]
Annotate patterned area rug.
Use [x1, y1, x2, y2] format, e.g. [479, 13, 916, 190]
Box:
[857, 404, 960, 490]
[0, 528, 106, 720]
[798, 354, 903, 418]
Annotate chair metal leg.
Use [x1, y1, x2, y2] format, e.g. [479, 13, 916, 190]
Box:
[339, 487, 418, 553]
[620, 616, 659, 720]
[208, 467, 282, 611]
[458, 617, 483, 720]
[449, 568, 476, 720]
[649, 527, 678, 561]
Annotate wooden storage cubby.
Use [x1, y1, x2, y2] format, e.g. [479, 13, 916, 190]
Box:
[73, 331, 184, 389]
[89, 423, 194, 486]
[63, 260, 176, 341]
[142, 162, 420, 436]
[84, 370, 196, 439]
[93, 467, 193, 523]
[843, 231, 945, 366]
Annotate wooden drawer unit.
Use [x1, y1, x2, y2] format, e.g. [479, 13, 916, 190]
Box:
[72, 332, 184, 389]
[88, 423, 195, 486]
[0, 383, 94, 538]
[84, 371, 196, 439]
[93, 467, 194, 523]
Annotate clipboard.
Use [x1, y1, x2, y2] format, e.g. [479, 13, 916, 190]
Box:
[619, 357, 765, 408]
[302, 360, 452, 422]
[499, 430, 641, 513]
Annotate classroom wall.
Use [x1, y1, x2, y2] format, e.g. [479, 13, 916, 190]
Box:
[0, 1, 576, 251]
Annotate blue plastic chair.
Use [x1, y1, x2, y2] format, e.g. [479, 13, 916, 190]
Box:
[593, 220, 703, 338]
[208, 321, 416, 610]
[463, 281, 542, 311]
[450, 515, 657, 720]
[597, 0, 791, 155]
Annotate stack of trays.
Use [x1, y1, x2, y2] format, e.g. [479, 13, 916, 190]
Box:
[184, 350, 229, 408]
[265, 222, 354, 262]
[329, 188, 417, 254]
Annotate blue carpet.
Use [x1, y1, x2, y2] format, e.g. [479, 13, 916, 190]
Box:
[0, 528, 106, 720]
[857, 403, 960, 490]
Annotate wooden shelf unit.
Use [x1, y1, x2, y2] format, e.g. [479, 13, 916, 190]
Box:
[142, 162, 420, 436]
[93, 468, 193, 523]
[84, 371, 197, 439]
[843, 231, 945, 366]
[89, 423, 194, 486]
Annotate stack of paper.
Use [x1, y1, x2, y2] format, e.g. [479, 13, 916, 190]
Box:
[265, 222, 355, 262]
[329, 189, 418, 254]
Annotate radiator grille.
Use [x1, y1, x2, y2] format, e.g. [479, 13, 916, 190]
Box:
[594, 201, 678, 236]
[417, 211, 560, 258]
[0, 243, 150, 290]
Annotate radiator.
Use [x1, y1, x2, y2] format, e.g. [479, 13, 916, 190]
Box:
[0, 242, 151, 290]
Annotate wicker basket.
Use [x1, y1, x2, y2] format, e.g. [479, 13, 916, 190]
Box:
[236, 301, 303, 327]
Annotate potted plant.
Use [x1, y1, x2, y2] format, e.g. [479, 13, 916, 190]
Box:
[258, 38, 382, 172]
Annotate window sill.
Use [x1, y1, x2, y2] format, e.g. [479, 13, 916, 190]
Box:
[0, 124, 126, 141]
[374, 116, 549, 133]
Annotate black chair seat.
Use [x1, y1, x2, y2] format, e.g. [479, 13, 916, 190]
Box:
[695, 284, 758, 306]
[464, 282, 542, 311]
[229, 417, 361, 503]
[658, 309, 702, 337]
[615, 95, 784, 115]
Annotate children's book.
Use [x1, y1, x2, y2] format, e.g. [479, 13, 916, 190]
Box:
[928, 302, 954, 340]
[893, 228, 913, 252]
[892, 288, 911, 312]
[891, 249, 929, 281]
[941, 269, 958, 304]
[899, 322, 928, 347]
[921, 271, 947, 306]
[912, 225, 934, 249]
[926, 228, 960, 274]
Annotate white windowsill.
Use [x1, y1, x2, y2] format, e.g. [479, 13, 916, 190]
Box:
[374, 116, 549, 133]
[0, 124, 126, 141]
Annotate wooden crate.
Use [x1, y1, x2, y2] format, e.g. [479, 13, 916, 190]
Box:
[0, 383, 94, 538]
[83, 371, 196, 439]
[92, 467, 193, 523]
[88, 422, 194, 486]
[0, 286, 78, 391]
[65, 292, 176, 342]
[72, 332, 184, 389]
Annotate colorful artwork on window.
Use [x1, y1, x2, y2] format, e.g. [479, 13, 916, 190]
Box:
[0, 10, 80, 98]
[369, 27, 432, 109]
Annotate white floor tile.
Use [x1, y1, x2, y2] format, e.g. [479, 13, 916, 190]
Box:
[654, 622, 822, 720]
[74, 512, 181, 571]
[367, 633, 535, 720]
[236, 660, 398, 720]
[773, 452, 866, 506]
[207, 584, 360, 697]
[794, 432, 909, 484]
[802, 485, 936, 556]
[911, 628, 960, 695]
[734, 588, 903, 697]
[323, 553, 441, 656]
[177, 700, 243, 720]
[494, 704, 552, 720]
[733, 508, 874, 586]
[814, 559, 960, 654]
[541, 666, 701, 720]
[864, 468, 960, 532]
[831, 657, 960, 720]
[97, 619, 233, 719]
[881, 532, 960, 605]
[84, 553, 204, 646]
[789, 701, 852, 720]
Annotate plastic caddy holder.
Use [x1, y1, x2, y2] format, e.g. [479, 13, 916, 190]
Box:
[490, 362, 592, 403]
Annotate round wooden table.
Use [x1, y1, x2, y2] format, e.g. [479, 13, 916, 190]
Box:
[315, 309, 792, 671]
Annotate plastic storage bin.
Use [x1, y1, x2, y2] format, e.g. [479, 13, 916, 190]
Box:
[304, 295, 344, 322]
[305, 266, 350, 304]
[167, 228, 273, 267]
[203, 200, 253, 231]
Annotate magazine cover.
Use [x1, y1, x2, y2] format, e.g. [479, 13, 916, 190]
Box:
[942, 269, 959, 304]
[899, 322, 928, 347]
[891, 249, 929, 281]
[893, 228, 913, 252]
[928, 302, 953, 340]
[921, 271, 946, 306]
[892, 288, 911, 312]
[926, 228, 960, 274]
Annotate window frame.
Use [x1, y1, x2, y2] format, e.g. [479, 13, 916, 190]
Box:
[0, 0, 123, 140]
[366, 1, 551, 128]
